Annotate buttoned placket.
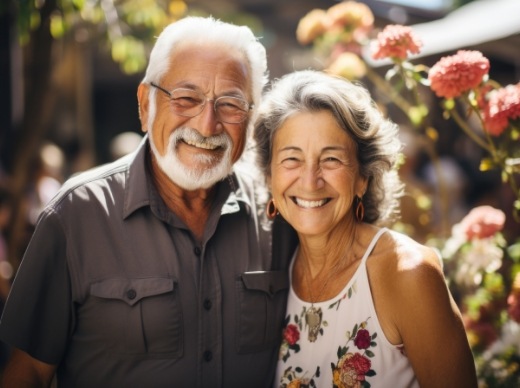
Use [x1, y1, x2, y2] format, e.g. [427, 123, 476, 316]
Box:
[197, 242, 222, 387]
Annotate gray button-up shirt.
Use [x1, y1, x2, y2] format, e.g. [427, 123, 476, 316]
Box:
[0, 137, 297, 388]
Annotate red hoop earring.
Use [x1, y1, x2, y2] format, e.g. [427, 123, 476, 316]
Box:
[266, 199, 278, 220]
[355, 196, 365, 222]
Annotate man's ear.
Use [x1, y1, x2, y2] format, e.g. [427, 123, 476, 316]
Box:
[137, 83, 150, 133]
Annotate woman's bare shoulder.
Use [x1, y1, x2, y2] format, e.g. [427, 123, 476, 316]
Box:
[370, 228, 445, 292]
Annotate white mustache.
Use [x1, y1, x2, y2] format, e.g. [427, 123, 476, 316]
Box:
[172, 127, 231, 151]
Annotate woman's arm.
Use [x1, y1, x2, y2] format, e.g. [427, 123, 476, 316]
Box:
[392, 244, 477, 388]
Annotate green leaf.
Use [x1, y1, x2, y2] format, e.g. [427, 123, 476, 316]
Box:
[50, 13, 66, 39]
[72, 0, 85, 10]
[507, 242, 520, 261]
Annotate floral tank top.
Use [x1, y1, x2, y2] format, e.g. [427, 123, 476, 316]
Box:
[275, 228, 419, 388]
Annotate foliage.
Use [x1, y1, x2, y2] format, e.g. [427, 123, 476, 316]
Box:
[10, 0, 188, 74]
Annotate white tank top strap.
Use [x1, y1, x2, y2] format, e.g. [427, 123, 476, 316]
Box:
[359, 227, 388, 266]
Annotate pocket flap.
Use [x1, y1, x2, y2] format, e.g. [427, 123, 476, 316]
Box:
[90, 277, 175, 306]
[241, 271, 288, 297]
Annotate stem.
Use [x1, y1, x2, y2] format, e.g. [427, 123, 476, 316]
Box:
[364, 66, 414, 121]
[461, 94, 498, 157]
[449, 108, 493, 152]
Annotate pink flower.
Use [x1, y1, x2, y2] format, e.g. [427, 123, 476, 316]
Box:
[428, 50, 490, 99]
[371, 24, 422, 61]
[353, 328, 371, 349]
[481, 82, 520, 136]
[458, 205, 505, 240]
[283, 324, 300, 345]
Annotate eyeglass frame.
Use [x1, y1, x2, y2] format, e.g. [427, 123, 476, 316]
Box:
[149, 82, 254, 124]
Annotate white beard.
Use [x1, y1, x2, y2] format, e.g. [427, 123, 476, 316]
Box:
[149, 126, 233, 190]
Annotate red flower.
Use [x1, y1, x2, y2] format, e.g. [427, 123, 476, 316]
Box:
[507, 292, 520, 323]
[353, 328, 371, 350]
[457, 205, 505, 240]
[283, 324, 300, 345]
[344, 353, 371, 377]
[482, 82, 520, 136]
[371, 24, 422, 61]
[428, 50, 490, 99]
[464, 319, 498, 350]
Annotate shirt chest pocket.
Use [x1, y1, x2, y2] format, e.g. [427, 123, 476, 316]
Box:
[236, 271, 289, 353]
[89, 277, 183, 358]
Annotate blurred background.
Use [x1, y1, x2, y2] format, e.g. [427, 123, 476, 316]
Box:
[0, 0, 519, 384]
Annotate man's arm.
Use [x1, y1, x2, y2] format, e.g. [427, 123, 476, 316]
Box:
[2, 348, 57, 388]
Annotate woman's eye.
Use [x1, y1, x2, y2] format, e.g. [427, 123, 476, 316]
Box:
[281, 158, 301, 168]
[321, 157, 343, 167]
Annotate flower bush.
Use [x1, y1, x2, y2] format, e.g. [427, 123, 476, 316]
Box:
[296, 2, 520, 386]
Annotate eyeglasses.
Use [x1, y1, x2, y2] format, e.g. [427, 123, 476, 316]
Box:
[150, 83, 253, 124]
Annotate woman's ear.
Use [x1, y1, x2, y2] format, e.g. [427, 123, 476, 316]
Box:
[137, 83, 150, 133]
[356, 175, 369, 198]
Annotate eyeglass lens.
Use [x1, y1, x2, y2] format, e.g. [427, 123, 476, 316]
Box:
[170, 88, 249, 124]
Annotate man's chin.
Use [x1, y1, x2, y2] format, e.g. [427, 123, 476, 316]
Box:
[164, 162, 232, 190]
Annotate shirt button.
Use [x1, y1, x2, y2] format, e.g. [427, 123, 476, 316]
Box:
[203, 299, 212, 310]
[194, 247, 201, 256]
[126, 289, 137, 300]
[203, 351, 213, 362]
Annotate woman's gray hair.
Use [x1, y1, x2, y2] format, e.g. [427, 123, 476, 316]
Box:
[253, 70, 404, 225]
[142, 16, 268, 127]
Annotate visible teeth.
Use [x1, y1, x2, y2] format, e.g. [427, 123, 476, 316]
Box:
[295, 198, 327, 208]
[185, 140, 219, 150]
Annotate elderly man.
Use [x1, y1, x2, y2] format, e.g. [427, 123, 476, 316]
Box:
[0, 16, 296, 387]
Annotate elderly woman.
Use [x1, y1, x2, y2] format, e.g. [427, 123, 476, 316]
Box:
[254, 70, 477, 388]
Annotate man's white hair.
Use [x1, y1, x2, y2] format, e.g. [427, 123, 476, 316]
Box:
[142, 16, 268, 121]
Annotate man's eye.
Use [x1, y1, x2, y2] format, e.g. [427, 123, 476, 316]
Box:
[217, 99, 247, 112]
[173, 96, 200, 107]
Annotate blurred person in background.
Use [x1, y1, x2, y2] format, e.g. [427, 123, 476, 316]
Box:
[0, 16, 296, 388]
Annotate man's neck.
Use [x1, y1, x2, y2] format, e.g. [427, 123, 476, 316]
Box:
[150, 155, 217, 241]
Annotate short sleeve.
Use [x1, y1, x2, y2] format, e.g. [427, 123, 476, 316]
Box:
[0, 208, 72, 364]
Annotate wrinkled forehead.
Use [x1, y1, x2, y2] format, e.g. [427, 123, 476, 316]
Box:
[161, 42, 252, 98]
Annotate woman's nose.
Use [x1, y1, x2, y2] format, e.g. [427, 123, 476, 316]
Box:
[301, 163, 325, 190]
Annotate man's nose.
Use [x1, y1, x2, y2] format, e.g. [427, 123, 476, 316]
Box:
[192, 101, 222, 137]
